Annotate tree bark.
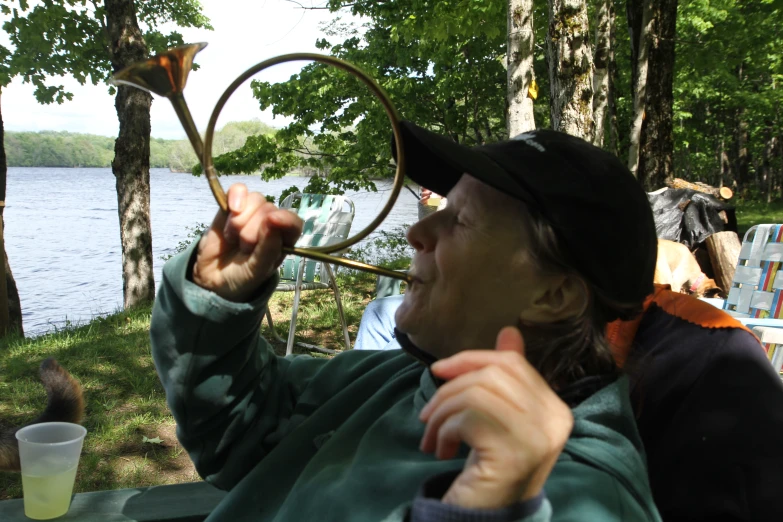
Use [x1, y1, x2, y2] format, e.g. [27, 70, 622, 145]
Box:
[637, 0, 677, 190]
[508, 0, 537, 135]
[762, 131, 776, 203]
[104, 0, 155, 308]
[592, 0, 613, 147]
[0, 86, 24, 336]
[547, 0, 595, 141]
[607, 0, 620, 156]
[626, 0, 643, 92]
[734, 112, 750, 194]
[627, 0, 653, 177]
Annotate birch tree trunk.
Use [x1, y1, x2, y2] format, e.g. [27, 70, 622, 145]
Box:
[105, 0, 155, 308]
[607, 1, 620, 156]
[508, 0, 537, 135]
[592, 0, 614, 147]
[627, 0, 653, 177]
[547, 0, 595, 141]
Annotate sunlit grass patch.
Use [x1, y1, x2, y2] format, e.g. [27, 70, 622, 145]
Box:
[735, 199, 783, 236]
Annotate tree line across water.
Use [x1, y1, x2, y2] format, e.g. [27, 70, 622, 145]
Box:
[4, 120, 276, 170]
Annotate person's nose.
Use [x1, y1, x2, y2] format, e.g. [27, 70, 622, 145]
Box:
[407, 215, 437, 253]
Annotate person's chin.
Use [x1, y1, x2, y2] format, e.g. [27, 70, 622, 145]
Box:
[394, 297, 418, 335]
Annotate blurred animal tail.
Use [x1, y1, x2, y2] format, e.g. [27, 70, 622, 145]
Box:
[0, 358, 85, 471]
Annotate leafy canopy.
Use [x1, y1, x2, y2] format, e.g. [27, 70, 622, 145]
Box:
[0, 0, 212, 103]
[211, 0, 509, 199]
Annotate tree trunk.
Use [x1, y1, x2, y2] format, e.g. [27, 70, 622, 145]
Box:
[762, 131, 776, 203]
[0, 87, 24, 336]
[735, 112, 750, 195]
[508, 0, 537, 135]
[105, 0, 155, 308]
[547, 0, 595, 141]
[627, 0, 653, 177]
[637, 0, 677, 190]
[607, 0, 620, 156]
[592, 0, 613, 147]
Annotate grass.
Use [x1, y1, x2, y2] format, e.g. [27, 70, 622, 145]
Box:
[734, 199, 783, 237]
[0, 265, 391, 500]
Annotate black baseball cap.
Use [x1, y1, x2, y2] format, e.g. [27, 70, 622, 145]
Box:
[394, 121, 657, 319]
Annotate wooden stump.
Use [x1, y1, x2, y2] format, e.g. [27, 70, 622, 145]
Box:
[705, 231, 742, 293]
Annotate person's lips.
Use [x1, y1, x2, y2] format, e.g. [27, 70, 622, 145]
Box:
[407, 270, 428, 286]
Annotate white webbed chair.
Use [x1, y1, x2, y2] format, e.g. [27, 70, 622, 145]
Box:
[264, 193, 355, 355]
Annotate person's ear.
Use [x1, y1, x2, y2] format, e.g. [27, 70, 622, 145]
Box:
[518, 274, 587, 323]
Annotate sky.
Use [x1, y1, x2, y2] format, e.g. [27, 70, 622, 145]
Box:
[0, 0, 350, 139]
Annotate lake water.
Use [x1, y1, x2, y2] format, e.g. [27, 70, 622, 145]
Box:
[6, 168, 419, 336]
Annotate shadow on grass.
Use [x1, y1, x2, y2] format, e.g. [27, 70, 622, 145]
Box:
[0, 306, 197, 499]
[0, 263, 400, 499]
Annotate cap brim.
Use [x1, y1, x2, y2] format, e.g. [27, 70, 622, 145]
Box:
[394, 121, 523, 201]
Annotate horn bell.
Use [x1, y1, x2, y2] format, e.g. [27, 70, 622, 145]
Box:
[111, 42, 208, 98]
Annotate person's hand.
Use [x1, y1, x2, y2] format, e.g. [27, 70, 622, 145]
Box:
[192, 183, 303, 302]
[420, 188, 433, 204]
[418, 327, 573, 509]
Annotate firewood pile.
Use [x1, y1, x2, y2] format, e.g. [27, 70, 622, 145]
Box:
[656, 179, 739, 297]
[666, 178, 734, 201]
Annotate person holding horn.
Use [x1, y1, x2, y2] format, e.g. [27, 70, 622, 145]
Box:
[150, 123, 661, 521]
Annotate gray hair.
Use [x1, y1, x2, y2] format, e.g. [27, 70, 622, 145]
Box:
[517, 206, 644, 388]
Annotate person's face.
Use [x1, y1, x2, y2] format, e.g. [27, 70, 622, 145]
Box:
[396, 175, 565, 359]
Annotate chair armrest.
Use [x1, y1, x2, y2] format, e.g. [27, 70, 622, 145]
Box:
[375, 270, 408, 299]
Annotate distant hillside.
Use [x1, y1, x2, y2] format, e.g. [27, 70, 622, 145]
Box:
[3, 120, 277, 170]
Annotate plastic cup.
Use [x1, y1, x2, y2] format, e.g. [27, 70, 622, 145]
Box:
[15, 422, 87, 520]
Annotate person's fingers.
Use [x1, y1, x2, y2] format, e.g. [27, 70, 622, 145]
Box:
[265, 209, 304, 248]
[430, 350, 531, 389]
[241, 208, 304, 279]
[227, 183, 248, 214]
[421, 388, 524, 458]
[239, 207, 267, 255]
[420, 385, 517, 456]
[495, 327, 525, 356]
[419, 365, 527, 422]
[224, 192, 269, 244]
[434, 409, 508, 462]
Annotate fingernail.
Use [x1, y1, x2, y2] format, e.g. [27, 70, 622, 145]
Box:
[229, 191, 244, 213]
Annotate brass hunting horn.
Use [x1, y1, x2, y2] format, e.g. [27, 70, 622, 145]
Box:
[112, 43, 411, 283]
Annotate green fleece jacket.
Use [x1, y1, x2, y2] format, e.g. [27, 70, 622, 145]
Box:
[150, 247, 662, 522]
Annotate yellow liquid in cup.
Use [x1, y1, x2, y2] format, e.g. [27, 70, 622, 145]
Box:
[21, 466, 77, 520]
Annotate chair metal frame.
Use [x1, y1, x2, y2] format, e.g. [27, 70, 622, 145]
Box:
[264, 193, 354, 355]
